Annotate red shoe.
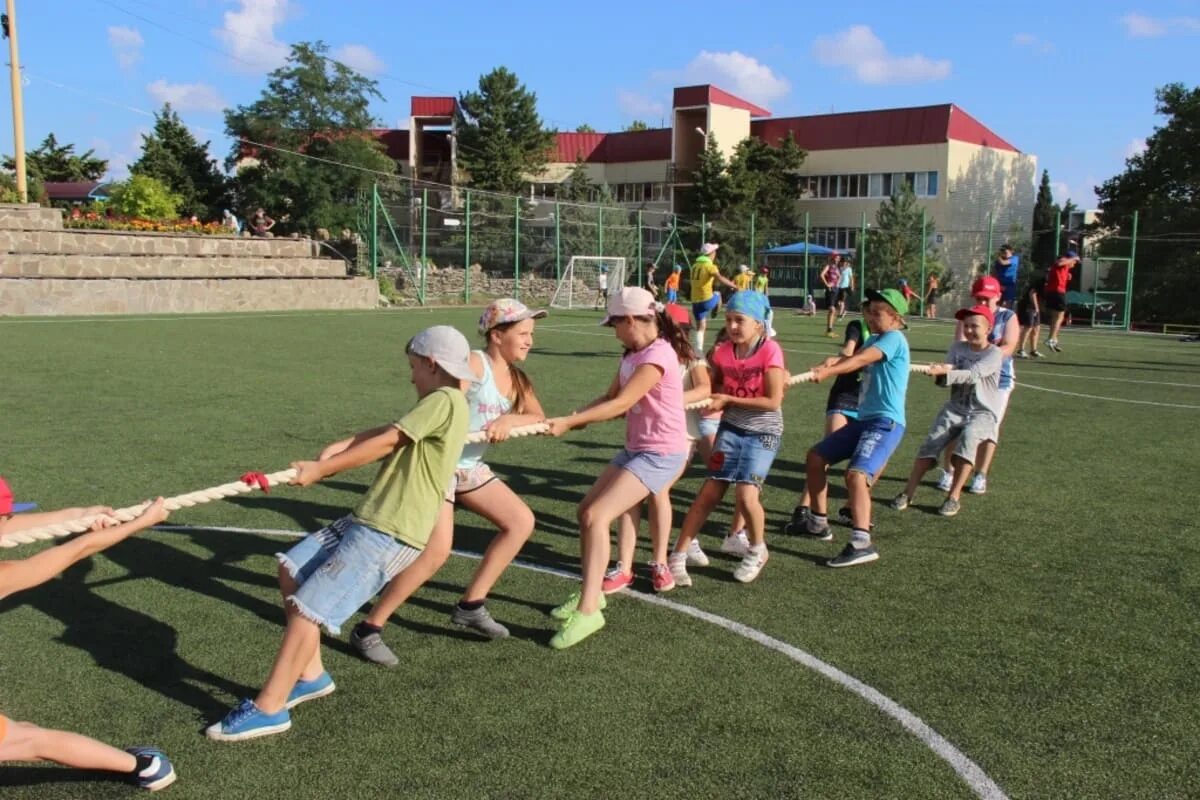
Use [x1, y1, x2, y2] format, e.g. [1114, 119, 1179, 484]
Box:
[601, 566, 634, 594]
[649, 561, 676, 593]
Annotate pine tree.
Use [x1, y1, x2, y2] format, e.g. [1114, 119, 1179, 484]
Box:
[4, 133, 107, 182]
[865, 183, 944, 290]
[1030, 169, 1058, 271]
[133, 104, 228, 219]
[455, 67, 556, 194]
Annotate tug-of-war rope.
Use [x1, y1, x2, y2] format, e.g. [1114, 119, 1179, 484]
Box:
[0, 363, 935, 550]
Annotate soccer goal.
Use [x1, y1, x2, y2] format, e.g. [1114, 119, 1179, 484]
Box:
[550, 256, 627, 310]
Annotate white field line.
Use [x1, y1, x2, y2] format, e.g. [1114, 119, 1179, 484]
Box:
[1016, 381, 1200, 409]
[1016, 369, 1200, 389]
[153, 523, 1009, 800]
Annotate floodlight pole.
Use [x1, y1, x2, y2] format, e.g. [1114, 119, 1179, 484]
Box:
[5, 0, 27, 202]
[464, 190, 472, 303]
[803, 211, 810, 298]
[919, 207, 927, 318]
[859, 211, 867, 303]
[1126, 210, 1138, 330]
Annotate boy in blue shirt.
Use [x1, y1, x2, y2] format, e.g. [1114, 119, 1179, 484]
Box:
[801, 288, 911, 567]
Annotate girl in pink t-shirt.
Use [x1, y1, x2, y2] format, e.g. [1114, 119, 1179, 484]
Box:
[670, 290, 786, 586]
[544, 288, 692, 649]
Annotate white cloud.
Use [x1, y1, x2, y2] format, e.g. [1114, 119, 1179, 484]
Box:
[215, 0, 290, 72]
[813, 25, 951, 85]
[1125, 138, 1147, 159]
[616, 90, 666, 120]
[1120, 12, 1200, 37]
[146, 80, 227, 113]
[668, 50, 791, 108]
[107, 25, 144, 71]
[331, 44, 385, 76]
[1012, 32, 1054, 53]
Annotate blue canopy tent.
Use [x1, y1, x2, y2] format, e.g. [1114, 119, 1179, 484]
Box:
[758, 242, 851, 304]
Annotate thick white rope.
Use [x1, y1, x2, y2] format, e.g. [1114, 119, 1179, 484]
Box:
[1, 364, 936, 550]
[0, 469, 297, 549]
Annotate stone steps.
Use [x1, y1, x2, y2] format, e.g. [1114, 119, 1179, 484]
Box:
[0, 203, 63, 231]
[1, 254, 349, 279]
[1, 229, 320, 259]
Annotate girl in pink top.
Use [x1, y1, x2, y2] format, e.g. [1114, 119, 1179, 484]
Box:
[545, 288, 692, 649]
[671, 290, 786, 586]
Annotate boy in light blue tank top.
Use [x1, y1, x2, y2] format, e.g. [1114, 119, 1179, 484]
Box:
[348, 300, 549, 665]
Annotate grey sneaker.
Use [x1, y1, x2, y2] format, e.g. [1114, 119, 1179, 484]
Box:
[451, 604, 510, 640]
[938, 498, 961, 517]
[802, 516, 833, 541]
[889, 493, 910, 511]
[827, 542, 879, 568]
[350, 629, 399, 668]
[967, 474, 987, 495]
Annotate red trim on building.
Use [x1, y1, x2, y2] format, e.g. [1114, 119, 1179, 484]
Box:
[945, 105, 1018, 152]
[410, 96, 456, 117]
[553, 129, 672, 164]
[672, 85, 771, 118]
[750, 104, 1018, 153]
[369, 129, 410, 161]
[555, 132, 607, 163]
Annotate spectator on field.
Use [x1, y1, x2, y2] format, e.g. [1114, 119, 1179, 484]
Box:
[1044, 251, 1080, 352]
[222, 209, 240, 233]
[991, 244, 1020, 306]
[925, 273, 940, 318]
[249, 208, 275, 238]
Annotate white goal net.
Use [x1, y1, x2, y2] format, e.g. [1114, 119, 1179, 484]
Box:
[549, 256, 627, 310]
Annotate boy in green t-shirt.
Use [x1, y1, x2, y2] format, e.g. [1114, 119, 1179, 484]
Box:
[207, 326, 474, 742]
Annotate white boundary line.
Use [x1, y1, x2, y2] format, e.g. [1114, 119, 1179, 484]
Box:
[1016, 381, 1200, 409]
[153, 523, 1008, 799]
[1017, 369, 1200, 389]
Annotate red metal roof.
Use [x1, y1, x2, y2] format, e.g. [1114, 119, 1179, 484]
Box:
[553, 129, 671, 163]
[672, 85, 771, 118]
[750, 104, 1018, 153]
[43, 181, 110, 201]
[369, 129, 410, 160]
[410, 96, 456, 117]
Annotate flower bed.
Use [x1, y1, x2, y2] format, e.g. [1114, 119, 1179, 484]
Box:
[64, 213, 230, 236]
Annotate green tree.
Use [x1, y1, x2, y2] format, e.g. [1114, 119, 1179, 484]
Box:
[1030, 169, 1059, 271]
[574, 124, 595, 133]
[455, 67, 555, 194]
[3, 133, 107, 181]
[1095, 83, 1200, 324]
[691, 134, 733, 218]
[132, 104, 229, 219]
[624, 120, 649, 132]
[864, 183, 944, 291]
[224, 41, 395, 235]
[108, 174, 182, 219]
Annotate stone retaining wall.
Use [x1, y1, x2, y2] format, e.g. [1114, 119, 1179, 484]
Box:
[386, 263, 589, 306]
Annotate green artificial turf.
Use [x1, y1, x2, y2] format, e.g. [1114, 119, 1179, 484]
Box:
[1, 308, 1198, 799]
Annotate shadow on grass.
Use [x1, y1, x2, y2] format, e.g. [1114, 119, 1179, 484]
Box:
[0, 766, 125, 790]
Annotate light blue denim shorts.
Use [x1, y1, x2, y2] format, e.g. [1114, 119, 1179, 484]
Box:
[697, 416, 721, 438]
[707, 422, 781, 488]
[611, 449, 689, 494]
[278, 516, 421, 635]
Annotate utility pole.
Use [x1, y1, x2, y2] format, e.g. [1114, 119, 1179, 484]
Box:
[5, 0, 27, 201]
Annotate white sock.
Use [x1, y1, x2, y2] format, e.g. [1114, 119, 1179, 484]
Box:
[851, 528, 872, 548]
[694, 331, 705, 352]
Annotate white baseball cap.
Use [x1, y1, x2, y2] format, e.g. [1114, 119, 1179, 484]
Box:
[599, 287, 659, 326]
[406, 326, 479, 383]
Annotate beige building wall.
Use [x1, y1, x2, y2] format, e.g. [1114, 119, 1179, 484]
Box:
[706, 105, 752, 162]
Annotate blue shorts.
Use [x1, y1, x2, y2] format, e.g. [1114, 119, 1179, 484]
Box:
[278, 517, 422, 635]
[697, 416, 721, 438]
[666, 288, 678, 303]
[811, 417, 906, 484]
[611, 449, 688, 494]
[1001, 283, 1017, 306]
[692, 295, 720, 321]
[707, 422, 780, 488]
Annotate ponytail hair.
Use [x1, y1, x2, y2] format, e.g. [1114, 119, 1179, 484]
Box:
[654, 306, 696, 363]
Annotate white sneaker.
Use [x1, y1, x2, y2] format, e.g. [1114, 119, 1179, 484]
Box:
[936, 469, 953, 492]
[668, 552, 691, 588]
[720, 529, 751, 556]
[967, 473, 987, 495]
[685, 538, 709, 567]
[733, 544, 768, 583]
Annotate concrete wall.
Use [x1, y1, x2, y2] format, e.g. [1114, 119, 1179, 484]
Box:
[0, 204, 379, 316]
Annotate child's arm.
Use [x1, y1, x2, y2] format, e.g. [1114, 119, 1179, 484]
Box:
[484, 395, 548, 442]
[546, 365, 663, 435]
[0, 499, 168, 602]
[935, 348, 1002, 385]
[709, 366, 785, 412]
[292, 425, 410, 486]
[682, 363, 711, 406]
[995, 314, 1021, 358]
[811, 346, 885, 382]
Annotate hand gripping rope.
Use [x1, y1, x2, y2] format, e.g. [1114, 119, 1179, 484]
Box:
[0, 364, 936, 550]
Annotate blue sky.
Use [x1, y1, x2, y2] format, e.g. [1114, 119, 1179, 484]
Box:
[3, 0, 1198, 207]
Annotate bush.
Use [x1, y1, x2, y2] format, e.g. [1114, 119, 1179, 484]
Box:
[108, 175, 182, 220]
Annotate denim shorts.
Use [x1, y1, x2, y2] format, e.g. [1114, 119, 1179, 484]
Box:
[697, 416, 721, 438]
[278, 516, 421, 635]
[812, 417, 906, 484]
[691, 295, 720, 321]
[707, 422, 780, 488]
[611, 449, 688, 494]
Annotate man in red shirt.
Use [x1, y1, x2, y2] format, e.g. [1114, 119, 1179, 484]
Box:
[1043, 250, 1079, 352]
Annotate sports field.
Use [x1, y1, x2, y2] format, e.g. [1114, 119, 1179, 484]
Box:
[1, 307, 1197, 799]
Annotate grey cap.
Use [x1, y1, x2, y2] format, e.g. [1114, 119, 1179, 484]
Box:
[407, 325, 479, 383]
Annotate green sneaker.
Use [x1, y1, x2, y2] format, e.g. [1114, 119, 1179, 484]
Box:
[549, 610, 606, 650]
[549, 590, 606, 621]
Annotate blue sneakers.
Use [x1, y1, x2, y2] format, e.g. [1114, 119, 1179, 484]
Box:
[206, 699, 291, 742]
[125, 747, 176, 791]
[286, 671, 336, 709]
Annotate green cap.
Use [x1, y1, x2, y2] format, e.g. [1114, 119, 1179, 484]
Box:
[865, 287, 909, 317]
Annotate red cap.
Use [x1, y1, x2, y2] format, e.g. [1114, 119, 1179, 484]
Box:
[955, 304, 995, 328]
[0, 476, 37, 515]
[665, 302, 690, 326]
[971, 275, 1002, 299]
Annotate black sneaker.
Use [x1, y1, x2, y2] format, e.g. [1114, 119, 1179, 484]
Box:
[781, 506, 809, 535]
[837, 507, 875, 530]
[350, 629, 399, 667]
[827, 543, 880, 568]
